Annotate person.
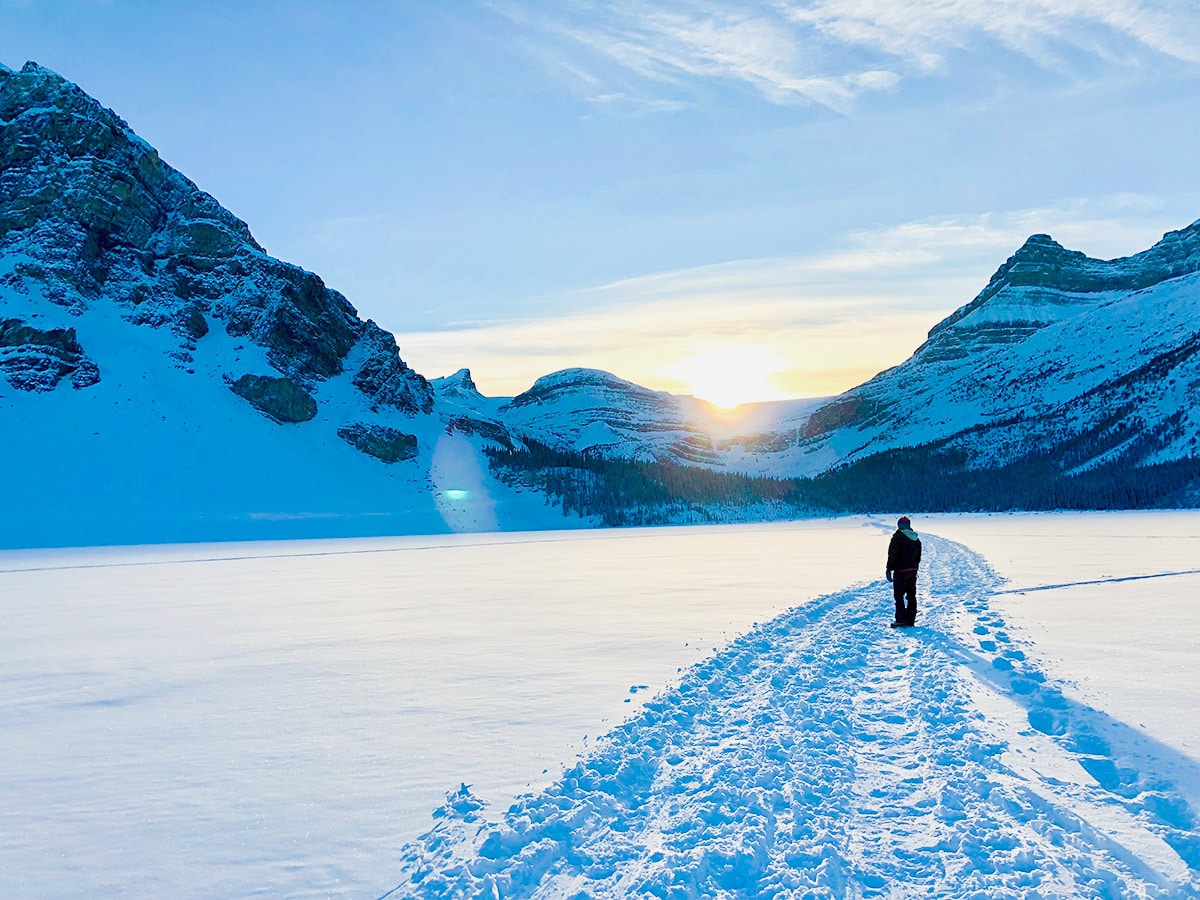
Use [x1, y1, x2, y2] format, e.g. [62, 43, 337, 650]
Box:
[886, 516, 922, 628]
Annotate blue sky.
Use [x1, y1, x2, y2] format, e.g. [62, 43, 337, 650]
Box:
[4, 1, 1200, 403]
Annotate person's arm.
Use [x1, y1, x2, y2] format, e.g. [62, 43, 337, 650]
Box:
[886, 534, 897, 581]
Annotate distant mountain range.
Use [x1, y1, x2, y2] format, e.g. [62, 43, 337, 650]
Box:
[2, 60, 1197, 547]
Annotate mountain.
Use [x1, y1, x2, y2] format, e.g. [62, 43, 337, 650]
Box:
[761, 226, 1200, 502]
[469, 222, 1200, 510]
[433, 366, 829, 465]
[471, 367, 727, 463]
[473, 227, 1200, 515]
[0, 61, 579, 546]
[3, 60, 1197, 547]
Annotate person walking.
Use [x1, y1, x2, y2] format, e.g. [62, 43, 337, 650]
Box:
[886, 516, 922, 628]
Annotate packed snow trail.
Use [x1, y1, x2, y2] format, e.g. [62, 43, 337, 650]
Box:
[387, 535, 1200, 898]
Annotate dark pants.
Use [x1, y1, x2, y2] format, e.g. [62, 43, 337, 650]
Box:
[893, 570, 917, 626]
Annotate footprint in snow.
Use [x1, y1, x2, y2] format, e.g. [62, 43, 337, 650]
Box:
[387, 535, 1200, 899]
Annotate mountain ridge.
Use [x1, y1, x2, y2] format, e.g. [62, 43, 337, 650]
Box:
[931, 221, 1200, 340]
[0, 60, 431, 411]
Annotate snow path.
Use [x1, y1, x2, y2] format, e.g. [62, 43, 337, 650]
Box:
[388, 535, 1200, 898]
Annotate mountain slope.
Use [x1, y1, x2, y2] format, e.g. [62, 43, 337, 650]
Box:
[0, 61, 577, 546]
[750, 226, 1200, 490]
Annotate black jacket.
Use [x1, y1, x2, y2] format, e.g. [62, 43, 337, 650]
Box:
[887, 529, 922, 575]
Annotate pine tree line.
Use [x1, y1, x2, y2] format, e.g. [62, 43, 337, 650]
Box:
[484, 439, 809, 525]
[485, 429, 1200, 526]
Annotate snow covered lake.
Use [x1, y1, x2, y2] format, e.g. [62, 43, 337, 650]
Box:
[2, 513, 1198, 897]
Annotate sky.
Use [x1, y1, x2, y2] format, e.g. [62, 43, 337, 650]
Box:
[3, 0, 1200, 405]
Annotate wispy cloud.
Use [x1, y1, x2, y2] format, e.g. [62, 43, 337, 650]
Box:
[498, 1, 901, 112]
[393, 197, 1176, 401]
[495, 0, 1200, 112]
[785, 0, 1200, 70]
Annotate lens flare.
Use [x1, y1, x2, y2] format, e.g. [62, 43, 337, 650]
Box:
[659, 345, 792, 408]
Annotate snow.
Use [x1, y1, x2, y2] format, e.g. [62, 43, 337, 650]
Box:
[0, 289, 580, 548]
[752, 268, 1200, 478]
[572, 420, 626, 454]
[921, 512, 1200, 763]
[0, 519, 878, 898]
[390, 515, 1200, 897]
[431, 430, 598, 534]
[2, 513, 1198, 897]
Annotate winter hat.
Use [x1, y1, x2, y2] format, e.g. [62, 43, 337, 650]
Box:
[897, 516, 911, 529]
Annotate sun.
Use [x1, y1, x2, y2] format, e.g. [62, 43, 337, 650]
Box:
[660, 345, 793, 409]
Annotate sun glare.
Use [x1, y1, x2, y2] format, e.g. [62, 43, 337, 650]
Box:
[661, 346, 792, 409]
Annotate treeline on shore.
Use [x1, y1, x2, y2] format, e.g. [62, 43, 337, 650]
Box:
[484, 436, 1199, 525]
[483, 439, 802, 526]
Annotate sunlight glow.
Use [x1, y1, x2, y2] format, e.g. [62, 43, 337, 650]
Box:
[658, 345, 794, 408]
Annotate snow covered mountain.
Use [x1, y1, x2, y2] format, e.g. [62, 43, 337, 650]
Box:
[433, 365, 829, 467]
[3, 59, 1197, 547]
[0, 61, 576, 546]
[445, 224, 1200, 506]
[439, 367, 723, 463]
[454, 224, 1200, 511]
[755, 225, 1200, 497]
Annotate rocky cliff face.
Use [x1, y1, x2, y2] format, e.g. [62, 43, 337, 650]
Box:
[0, 317, 100, 391]
[918, 224, 1200, 360]
[0, 61, 431, 414]
[941, 224, 1200, 326]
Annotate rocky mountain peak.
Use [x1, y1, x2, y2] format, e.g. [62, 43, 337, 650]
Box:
[928, 233, 1090, 338]
[445, 368, 478, 392]
[429, 368, 488, 411]
[0, 60, 432, 413]
[1, 59, 263, 279]
[924, 220, 1200, 353]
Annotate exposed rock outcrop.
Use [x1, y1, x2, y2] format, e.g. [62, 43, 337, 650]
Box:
[352, 322, 433, 414]
[446, 415, 514, 450]
[927, 223, 1200, 350]
[337, 422, 418, 463]
[0, 318, 100, 391]
[433, 368, 485, 404]
[229, 373, 317, 423]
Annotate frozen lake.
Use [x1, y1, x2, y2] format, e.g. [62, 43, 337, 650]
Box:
[3, 512, 1198, 897]
[926, 511, 1200, 763]
[0, 518, 883, 898]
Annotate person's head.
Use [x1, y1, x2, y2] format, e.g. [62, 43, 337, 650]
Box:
[897, 516, 911, 530]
